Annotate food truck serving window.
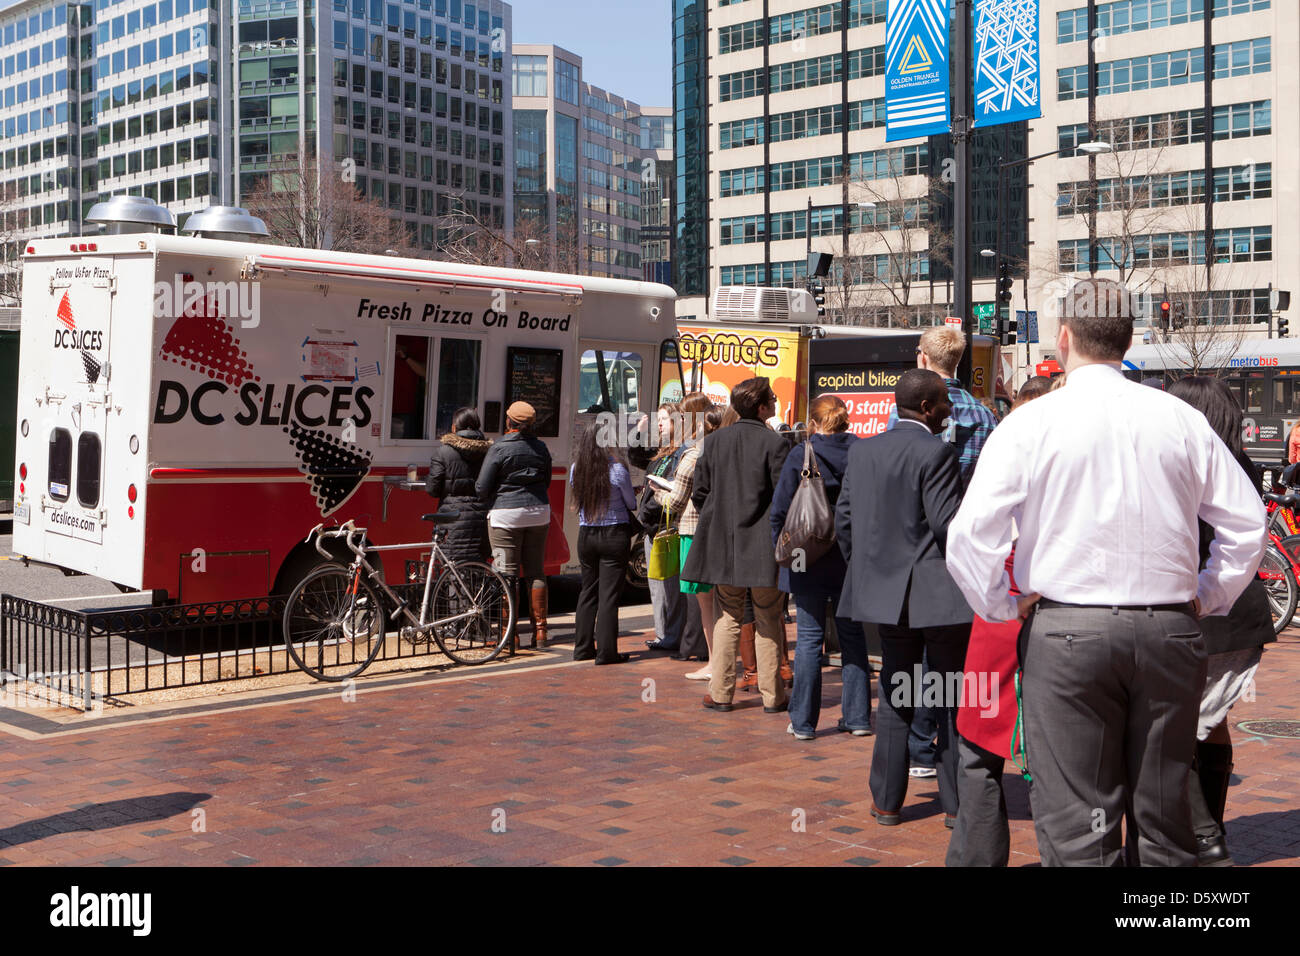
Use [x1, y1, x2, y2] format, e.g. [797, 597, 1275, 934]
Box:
[48, 428, 72, 502]
[389, 334, 483, 440]
[434, 338, 481, 436]
[390, 334, 430, 440]
[505, 346, 563, 438]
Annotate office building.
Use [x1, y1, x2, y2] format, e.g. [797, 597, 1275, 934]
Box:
[1032, 0, 1290, 368]
[0, 0, 514, 259]
[512, 43, 643, 280]
[639, 104, 673, 285]
[674, 0, 1298, 378]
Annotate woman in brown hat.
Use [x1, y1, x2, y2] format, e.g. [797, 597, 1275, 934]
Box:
[476, 401, 553, 646]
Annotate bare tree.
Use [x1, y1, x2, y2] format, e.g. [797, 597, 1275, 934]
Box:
[0, 181, 24, 307]
[823, 161, 952, 328]
[437, 191, 582, 273]
[242, 153, 416, 255]
[1045, 113, 1251, 373]
[1148, 204, 1250, 375]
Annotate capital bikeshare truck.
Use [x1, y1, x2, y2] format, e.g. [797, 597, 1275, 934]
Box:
[11, 231, 676, 604]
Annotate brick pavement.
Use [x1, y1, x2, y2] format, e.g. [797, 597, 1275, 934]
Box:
[0, 621, 1297, 867]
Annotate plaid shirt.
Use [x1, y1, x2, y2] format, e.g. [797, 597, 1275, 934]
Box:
[655, 442, 702, 536]
[886, 378, 997, 488]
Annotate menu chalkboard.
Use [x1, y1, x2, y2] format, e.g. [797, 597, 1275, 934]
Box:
[505, 346, 563, 437]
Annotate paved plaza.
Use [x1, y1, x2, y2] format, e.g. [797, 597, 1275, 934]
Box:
[0, 612, 1296, 868]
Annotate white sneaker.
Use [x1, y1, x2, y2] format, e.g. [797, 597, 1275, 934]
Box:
[786, 723, 814, 741]
[684, 667, 711, 680]
[909, 766, 938, 778]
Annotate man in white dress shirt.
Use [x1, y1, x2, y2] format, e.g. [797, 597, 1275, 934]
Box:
[946, 278, 1266, 866]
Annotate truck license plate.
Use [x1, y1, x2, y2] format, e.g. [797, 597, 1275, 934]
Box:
[14, 503, 29, 525]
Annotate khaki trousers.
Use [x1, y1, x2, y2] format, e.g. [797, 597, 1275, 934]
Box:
[710, 585, 787, 709]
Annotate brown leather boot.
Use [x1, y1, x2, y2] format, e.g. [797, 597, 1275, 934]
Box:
[530, 583, 549, 648]
[779, 620, 794, 687]
[737, 622, 758, 692]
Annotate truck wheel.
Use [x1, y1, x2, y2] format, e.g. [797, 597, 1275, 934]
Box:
[624, 531, 649, 596]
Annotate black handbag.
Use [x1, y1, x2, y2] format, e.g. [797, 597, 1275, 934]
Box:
[774, 440, 836, 569]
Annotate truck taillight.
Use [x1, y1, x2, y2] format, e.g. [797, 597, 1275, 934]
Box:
[128, 484, 137, 502]
[128, 506, 134, 519]
[18, 463, 25, 480]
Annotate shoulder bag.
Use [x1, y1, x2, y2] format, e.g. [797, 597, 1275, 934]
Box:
[774, 441, 836, 569]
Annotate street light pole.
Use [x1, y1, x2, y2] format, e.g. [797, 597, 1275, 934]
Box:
[953, 0, 974, 388]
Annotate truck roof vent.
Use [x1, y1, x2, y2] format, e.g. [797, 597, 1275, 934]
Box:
[84, 195, 177, 235]
[181, 206, 270, 242]
[710, 285, 815, 324]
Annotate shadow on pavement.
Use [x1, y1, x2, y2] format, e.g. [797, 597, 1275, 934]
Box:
[0, 792, 211, 848]
[1226, 807, 1300, 865]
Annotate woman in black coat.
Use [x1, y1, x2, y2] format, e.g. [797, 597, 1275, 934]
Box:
[426, 407, 492, 564]
[1168, 376, 1276, 867]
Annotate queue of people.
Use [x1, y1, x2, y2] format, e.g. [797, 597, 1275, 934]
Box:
[429, 280, 1272, 865]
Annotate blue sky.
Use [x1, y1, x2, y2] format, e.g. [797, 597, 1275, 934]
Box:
[512, 0, 672, 107]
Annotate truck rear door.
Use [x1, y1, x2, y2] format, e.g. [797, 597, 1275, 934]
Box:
[38, 260, 116, 552]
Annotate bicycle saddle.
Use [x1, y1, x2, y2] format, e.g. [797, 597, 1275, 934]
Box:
[421, 511, 461, 524]
[1263, 493, 1300, 510]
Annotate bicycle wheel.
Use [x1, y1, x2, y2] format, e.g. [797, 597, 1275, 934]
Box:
[428, 561, 514, 665]
[1257, 545, 1297, 635]
[283, 564, 388, 681]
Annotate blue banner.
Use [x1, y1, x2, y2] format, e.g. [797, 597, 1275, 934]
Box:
[885, 0, 951, 142]
[1018, 310, 1039, 344]
[973, 0, 1042, 128]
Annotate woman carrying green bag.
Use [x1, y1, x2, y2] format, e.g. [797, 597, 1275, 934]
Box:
[640, 403, 688, 654]
[655, 392, 723, 677]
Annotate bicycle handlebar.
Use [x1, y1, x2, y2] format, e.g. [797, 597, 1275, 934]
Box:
[309, 519, 367, 559]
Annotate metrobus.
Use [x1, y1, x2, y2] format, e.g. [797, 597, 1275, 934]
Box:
[1122, 339, 1300, 469]
[11, 230, 676, 604]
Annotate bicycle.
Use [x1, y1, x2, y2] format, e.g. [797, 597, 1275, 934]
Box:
[1261, 491, 1300, 633]
[282, 513, 516, 681]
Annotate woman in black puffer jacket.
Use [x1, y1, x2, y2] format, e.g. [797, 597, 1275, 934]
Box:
[426, 407, 492, 563]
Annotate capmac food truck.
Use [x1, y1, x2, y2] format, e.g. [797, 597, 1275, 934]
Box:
[11, 201, 676, 604]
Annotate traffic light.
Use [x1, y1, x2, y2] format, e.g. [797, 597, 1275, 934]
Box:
[809, 277, 826, 319]
[1000, 311, 1018, 347]
[1160, 300, 1171, 330]
[1280, 314, 1290, 338]
[1171, 301, 1186, 330]
[996, 262, 1013, 305]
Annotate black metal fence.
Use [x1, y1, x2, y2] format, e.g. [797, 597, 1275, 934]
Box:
[0, 582, 464, 705]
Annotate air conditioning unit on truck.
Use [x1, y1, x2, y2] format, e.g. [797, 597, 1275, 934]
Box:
[10, 198, 677, 604]
[659, 286, 819, 425]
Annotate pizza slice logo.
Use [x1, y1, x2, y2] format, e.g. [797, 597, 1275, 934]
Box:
[284, 422, 373, 516]
[57, 291, 76, 330]
[159, 309, 259, 386]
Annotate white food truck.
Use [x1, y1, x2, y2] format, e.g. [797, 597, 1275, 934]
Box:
[11, 200, 677, 604]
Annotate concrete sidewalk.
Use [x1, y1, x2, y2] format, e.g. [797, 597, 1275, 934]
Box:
[0, 617, 1295, 866]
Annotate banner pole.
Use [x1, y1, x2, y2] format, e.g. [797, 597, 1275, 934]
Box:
[954, 0, 974, 389]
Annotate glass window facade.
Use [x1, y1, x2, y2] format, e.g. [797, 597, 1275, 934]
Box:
[1058, 0, 1269, 44]
[554, 56, 578, 106]
[512, 53, 546, 97]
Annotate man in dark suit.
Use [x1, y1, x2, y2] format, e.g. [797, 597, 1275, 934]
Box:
[836, 368, 972, 827]
[683, 376, 792, 714]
